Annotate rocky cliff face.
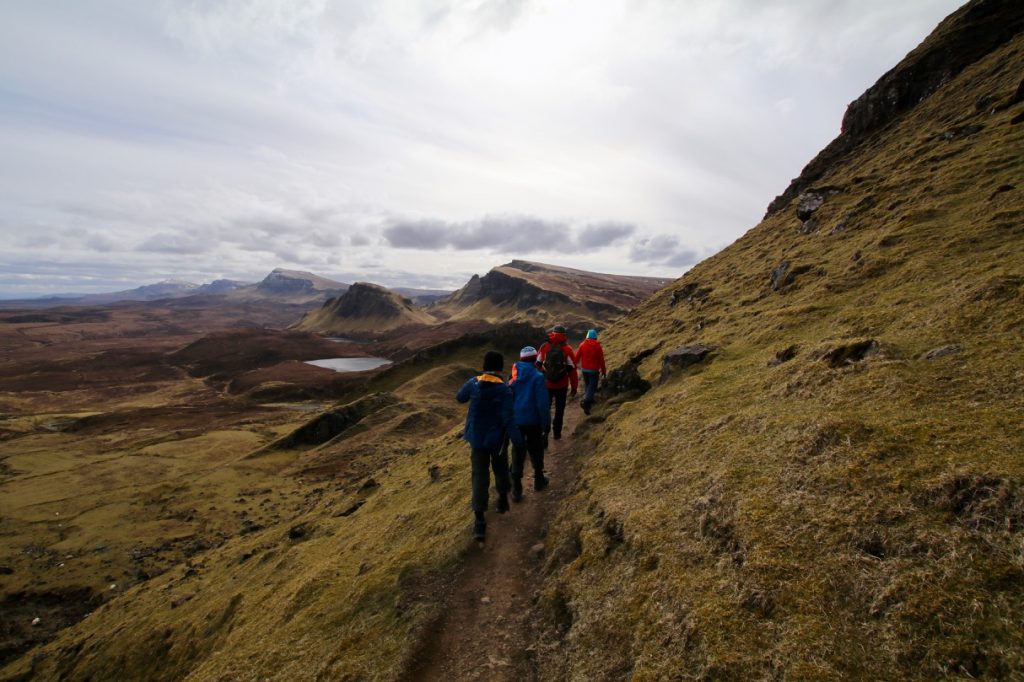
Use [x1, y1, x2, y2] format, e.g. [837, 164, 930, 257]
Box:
[765, 0, 1024, 217]
[448, 268, 573, 309]
[438, 260, 670, 329]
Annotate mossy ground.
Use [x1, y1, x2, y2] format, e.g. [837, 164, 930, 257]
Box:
[533, 34, 1023, 680]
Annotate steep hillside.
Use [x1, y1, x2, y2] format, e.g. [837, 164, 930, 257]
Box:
[295, 282, 437, 336]
[533, 4, 1024, 679]
[435, 260, 669, 329]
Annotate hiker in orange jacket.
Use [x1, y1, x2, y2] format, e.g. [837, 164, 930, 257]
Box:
[537, 325, 578, 440]
[576, 328, 606, 415]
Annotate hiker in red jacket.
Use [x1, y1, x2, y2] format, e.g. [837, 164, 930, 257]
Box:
[537, 325, 578, 440]
[576, 328, 606, 415]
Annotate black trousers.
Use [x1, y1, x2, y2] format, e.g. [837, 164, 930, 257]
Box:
[511, 424, 546, 483]
[471, 447, 510, 514]
[548, 387, 568, 438]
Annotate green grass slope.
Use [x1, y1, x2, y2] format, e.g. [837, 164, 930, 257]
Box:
[0, 337, 535, 681]
[534, 16, 1024, 682]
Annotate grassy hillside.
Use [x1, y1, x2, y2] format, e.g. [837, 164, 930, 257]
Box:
[0, 330, 538, 681]
[534, 17, 1023, 681]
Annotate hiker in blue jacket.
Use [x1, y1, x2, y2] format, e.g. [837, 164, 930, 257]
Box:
[509, 346, 550, 500]
[456, 350, 524, 542]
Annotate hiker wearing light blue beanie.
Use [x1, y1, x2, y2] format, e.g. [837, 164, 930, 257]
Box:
[575, 329, 606, 415]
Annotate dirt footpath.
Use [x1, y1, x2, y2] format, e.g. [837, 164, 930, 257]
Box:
[405, 408, 581, 682]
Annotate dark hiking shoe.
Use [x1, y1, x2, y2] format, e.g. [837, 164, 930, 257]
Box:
[511, 481, 523, 503]
[553, 433, 561, 440]
[581, 400, 591, 415]
[473, 517, 486, 542]
[496, 494, 510, 513]
[534, 476, 549, 492]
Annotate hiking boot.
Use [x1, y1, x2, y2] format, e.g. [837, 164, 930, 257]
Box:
[496, 494, 509, 513]
[511, 481, 523, 503]
[580, 400, 591, 415]
[472, 513, 486, 541]
[534, 475, 549, 492]
[553, 432, 561, 441]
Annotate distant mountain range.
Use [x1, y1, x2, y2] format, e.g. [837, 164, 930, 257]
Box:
[0, 269, 450, 309]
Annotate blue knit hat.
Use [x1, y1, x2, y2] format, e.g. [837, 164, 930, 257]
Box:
[586, 329, 598, 339]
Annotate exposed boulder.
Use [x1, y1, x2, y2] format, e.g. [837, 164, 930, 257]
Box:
[768, 345, 799, 367]
[660, 344, 716, 382]
[770, 261, 815, 292]
[795, 192, 826, 220]
[820, 340, 879, 368]
[798, 218, 819, 235]
[935, 123, 985, 141]
[603, 348, 657, 400]
[923, 344, 963, 360]
[670, 283, 712, 306]
[771, 261, 791, 291]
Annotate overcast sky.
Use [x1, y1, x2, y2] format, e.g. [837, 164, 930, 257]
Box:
[0, 0, 963, 296]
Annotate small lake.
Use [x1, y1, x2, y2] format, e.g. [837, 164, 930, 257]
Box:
[305, 357, 392, 372]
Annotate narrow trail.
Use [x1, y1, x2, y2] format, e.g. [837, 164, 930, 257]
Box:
[405, 407, 582, 682]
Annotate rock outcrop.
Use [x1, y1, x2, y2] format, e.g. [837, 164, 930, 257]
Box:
[765, 0, 1024, 217]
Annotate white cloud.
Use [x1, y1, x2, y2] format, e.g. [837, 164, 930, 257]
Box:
[0, 0, 963, 295]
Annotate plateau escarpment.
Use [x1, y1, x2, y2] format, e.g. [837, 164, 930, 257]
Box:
[435, 260, 670, 330]
[243, 268, 348, 304]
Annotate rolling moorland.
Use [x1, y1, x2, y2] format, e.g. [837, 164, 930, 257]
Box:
[1, 0, 1022, 679]
[0, 260, 662, 678]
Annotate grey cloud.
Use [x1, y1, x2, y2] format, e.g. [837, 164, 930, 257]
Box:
[383, 215, 638, 254]
[136, 232, 208, 255]
[15, 233, 52, 248]
[84, 232, 119, 252]
[628, 235, 700, 269]
[309, 230, 343, 248]
[384, 219, 450, 249]
[577, 221, 636, 249]
[58, 202, 135, 222]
